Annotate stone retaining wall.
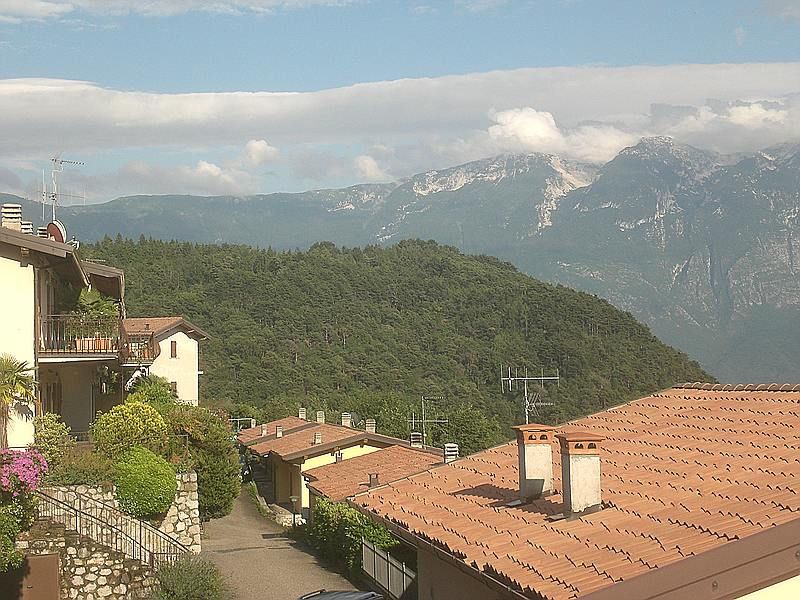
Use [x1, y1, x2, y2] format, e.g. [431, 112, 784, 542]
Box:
[44, 471, 201, 553]
[17, 520, 155, 600]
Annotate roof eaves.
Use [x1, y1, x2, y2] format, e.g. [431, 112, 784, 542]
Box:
[579, 507, 800, 600]
[281, 432, 382, 462]
[243, 422, 316, 447]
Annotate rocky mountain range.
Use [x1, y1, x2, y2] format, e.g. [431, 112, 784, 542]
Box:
[4, 136, 800, 382]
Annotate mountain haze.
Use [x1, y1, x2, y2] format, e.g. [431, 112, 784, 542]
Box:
[5, 137, 800, 382]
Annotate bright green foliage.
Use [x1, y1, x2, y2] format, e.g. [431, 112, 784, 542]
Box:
[148, 554, 229, 600]
[0, 510, 24, 572]
[32, 413, 75, 468]
[46, 449, 115, 487]
[83, 239, 711, 454]
[76, 288, 119, 318]
[113, 447, 176, 519]
[127, 375, 177, 414]
[307, 497, 397, 575]
[91, 402, 168, 459]
[0, 354, 37, 449]
[164, 404, 240, 519]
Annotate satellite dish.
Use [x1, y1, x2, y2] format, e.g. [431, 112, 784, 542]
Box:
[46, 220, 67, 244]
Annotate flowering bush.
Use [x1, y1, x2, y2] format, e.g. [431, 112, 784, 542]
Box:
[0, 449, 47, 498]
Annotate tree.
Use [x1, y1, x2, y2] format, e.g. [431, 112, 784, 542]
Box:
[0, 355, 37, 449]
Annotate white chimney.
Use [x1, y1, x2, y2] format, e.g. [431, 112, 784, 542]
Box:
[276, 425, 283, 438]
[260, 424, 267, 437]
[316, 410, 325, 424]
[341, 412, 352, 428]
[37, 226, 49, 238]
[365, 418, 376, 434]
[20, 221, 33, 235]
[1, 204, 22, 231]
[313, 431, 322, 445]
[298, 407, 307, 420]
[335, 451, 343, 463]
[409, 432, 423, 448]
[443, 443, 459, 463]
[556, 431, 605, 514]
[513, 424, 556, 501]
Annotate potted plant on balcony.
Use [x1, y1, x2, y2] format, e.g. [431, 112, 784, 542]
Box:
[71, 289, 119, 352]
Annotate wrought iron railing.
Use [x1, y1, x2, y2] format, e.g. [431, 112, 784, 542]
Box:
[39, 315, 121, 355]
[35, 489, 189, 569]
[121, 331, 158, 364]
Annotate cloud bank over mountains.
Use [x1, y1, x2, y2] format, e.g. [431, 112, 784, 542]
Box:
[1, 62, 799, 199]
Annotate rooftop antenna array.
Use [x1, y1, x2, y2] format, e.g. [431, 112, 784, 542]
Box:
[407, 395, 448, 449]
[49, 155, 85, 221]
[501, 366, 560, 424]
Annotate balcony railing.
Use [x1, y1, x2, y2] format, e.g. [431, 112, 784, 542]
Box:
[39, 315, 157, 364]
[40, 315, 122, 356]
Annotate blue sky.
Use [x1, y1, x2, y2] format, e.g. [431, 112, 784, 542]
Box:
[0, 0, 799, 202]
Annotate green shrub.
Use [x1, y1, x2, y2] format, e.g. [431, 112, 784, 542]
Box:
[113, 447, 176, 519]
[126, 375, 176, 414]
[148, 554, 228, 600]
[308, 497, 398, 575]
[91, 402, 168, 459]
[45, 449, 115, 487]
[32, 413, 75, 468]
[164, 405, 240, 520]
[0, 510, 24, 572]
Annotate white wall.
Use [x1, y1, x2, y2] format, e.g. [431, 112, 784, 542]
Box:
[150, 330, 199, 405]
[0, 254, 36, 448]
[740, 574, 800, 599]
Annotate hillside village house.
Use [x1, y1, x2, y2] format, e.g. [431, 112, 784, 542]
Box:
[238, 411, 443, 519]
[0, 209, 207, 446]
[350, 384, 800, 600]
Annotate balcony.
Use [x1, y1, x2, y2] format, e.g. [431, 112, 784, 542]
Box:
[39, 315, 157, 364]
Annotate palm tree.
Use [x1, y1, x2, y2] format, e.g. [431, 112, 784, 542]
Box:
[0, 354, 37, 449]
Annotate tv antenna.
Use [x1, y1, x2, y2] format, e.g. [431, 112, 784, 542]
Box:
[501, 366, 560, 424]
[49, 155, 85, 221]
[407, 395, 448, 449]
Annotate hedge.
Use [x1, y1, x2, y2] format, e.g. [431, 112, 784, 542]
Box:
[113, 447, 177, 519]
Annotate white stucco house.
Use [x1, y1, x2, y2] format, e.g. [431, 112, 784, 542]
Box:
[122, 317, 209, 405]
[1, 207, 209, 447]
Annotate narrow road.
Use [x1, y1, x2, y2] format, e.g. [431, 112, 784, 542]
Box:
[203, 487, 359, 600]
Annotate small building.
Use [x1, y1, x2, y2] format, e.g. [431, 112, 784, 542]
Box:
[350, 383, 800, 600]
[122, 317, 209, 405]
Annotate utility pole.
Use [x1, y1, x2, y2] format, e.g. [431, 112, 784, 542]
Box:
[501, 366, 560, 423]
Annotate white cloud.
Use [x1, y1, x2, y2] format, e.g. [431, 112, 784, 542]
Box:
[455, 0, 508, 12]
[0, 0, 358, 21]
[762, 0, 800, 20]
[353, 155, 390, 181]
[240, 139, 279, 166]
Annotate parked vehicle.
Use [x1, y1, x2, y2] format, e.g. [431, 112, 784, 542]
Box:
[298, 591, 383, 600]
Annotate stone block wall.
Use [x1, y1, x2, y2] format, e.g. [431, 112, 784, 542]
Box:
[44, 471, 201, 553]
[17, 520, 155, 600]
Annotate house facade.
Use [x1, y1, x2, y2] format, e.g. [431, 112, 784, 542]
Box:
[1, 209, 207, 447]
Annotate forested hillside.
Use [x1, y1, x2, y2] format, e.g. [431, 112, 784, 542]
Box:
[84, 238, 710, 453]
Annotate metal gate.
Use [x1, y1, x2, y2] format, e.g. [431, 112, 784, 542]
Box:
[0, 554, 60, 600]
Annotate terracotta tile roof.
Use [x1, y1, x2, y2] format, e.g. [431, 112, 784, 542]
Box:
[305, 445, 442, 501]
[122, 316, 210, 340]
[250, 423, 362, 459]
[236, 416, 310, 444]
[351, 386, 800, 600]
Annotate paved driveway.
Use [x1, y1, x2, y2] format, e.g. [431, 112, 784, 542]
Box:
[203, 487, 359, 600]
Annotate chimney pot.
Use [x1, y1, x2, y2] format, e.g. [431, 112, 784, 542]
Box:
[409, 432, 423, 448]
[365, 418, 376, 434]
[341, 412, 352, 428]
[249, 418, 256, 429]
[443, 443, 459, 463]
[313, 431, 322, 445]
[335, 451, 343, 463]
[556, 431, 605, 514]
[298, 407, 307, 420]
[368, 473, 379, 488]
[276, 425, 283, 438]
[260, 424, 266, 436]
[316, 410, 325, 424]
[513, 424, 556, 501]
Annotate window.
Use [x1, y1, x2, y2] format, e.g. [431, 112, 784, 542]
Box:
[170, 381, 178, 395]
[170, 340, 177, 358]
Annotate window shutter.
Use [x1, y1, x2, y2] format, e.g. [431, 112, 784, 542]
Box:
[170, 340, 177, 358]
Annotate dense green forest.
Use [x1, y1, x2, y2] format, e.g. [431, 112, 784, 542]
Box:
[84, 238, 711, 454]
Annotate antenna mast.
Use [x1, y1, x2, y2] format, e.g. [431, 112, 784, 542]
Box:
[407, 395, 448, 449]
[501, 366, 560, 424]
[50, 156, 84, 221]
